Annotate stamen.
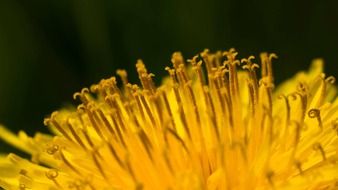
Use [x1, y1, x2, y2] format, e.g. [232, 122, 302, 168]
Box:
[179, 105, 191, 140]
[92, 151, 107, 179]
[291, 121, 302, 148]
[96, 108, 116, 138]
[83, 104, 106, 140]
[224, 58, 240, 104]
[210, 74, 227, 117]
[185, 81, 201, 126]
[294, 160, 303, 175]
[263, 105, 274, 144]
[45, 169, 61, 188]
[138, 130, 153, 161]
[259, 80, 274, 114]
[278, 94, 291, 126]
[231, 142, 247, 162]
[260, 53, 277, 83]
[308, 109, 323, 130]
[19, 169, 28, 176]
[46, 144, 59, 155]
[82, 128, 95, 149]
[332, 119, 338, 135]
[162, 91, 174, 128]
[266, 170, 275, 186]
[60, 149, 81, 175]
[317, 74, 336, 107]
[289, 84, 308, 123]
[223, 49, 241, 131]
[151, 93, 164, 125]
[164, 128, 189, 154]
[325, 76, 336, 84]
[104, 94, 126, 131]
[125, 157, 143, 189]
[73, 88, 90, 104]
[44, 112, 72, 141]
[166, 71, 191, 139]
[116, 69, 129, 87]
[163, 150, 174, 175]
[140, 93, 156, 127]
[19, 184, 27, 190]
[107, 142, 125, 169]
[191, 57, 205, 88]
[247, 80, 256, 115]
[112, 77, 123, 96]
[132, 90, 147, 124]
[200, 49, 213, 76]
[109, 113, 127, 148]
[165, 67, 178, 85]
[171, 52, 185, 69]
[259, 53, 277, 115]
[242, 56, 259, 104]
[312, 143, 327, 161]
[67, 118, 87, 149]
[205, 88, 220, 141]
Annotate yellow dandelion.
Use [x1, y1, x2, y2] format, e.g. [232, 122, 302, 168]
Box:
[1, 49, 338, 190]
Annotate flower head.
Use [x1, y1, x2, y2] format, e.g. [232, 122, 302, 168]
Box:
[1, 49, 338, 190]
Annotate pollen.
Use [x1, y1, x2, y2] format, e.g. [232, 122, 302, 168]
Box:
[1, 49, 338, 190]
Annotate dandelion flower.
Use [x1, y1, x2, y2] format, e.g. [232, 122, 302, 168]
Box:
[1, 49, 338, 190]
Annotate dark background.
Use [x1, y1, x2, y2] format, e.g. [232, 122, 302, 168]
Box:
[0, 0, 337, 152]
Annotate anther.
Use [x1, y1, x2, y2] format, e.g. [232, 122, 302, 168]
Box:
[308, 109, 323, 130]
[312, 143, 327, 161]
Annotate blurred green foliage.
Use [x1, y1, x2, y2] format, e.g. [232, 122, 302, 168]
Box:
[0, 0, 338, 152]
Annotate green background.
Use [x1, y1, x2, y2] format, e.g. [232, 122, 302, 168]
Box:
[0, 0, 338, 153]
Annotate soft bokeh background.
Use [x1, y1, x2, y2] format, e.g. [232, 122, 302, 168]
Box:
[0, 0, 338, 152]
